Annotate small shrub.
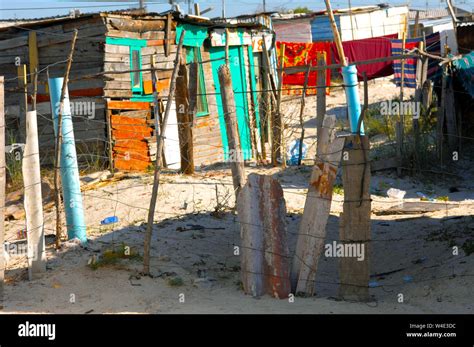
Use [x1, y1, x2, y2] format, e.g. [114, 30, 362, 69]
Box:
[167, 276, 184, 287]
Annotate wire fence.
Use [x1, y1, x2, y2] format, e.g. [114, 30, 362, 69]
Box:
[1, 22, 473, 305]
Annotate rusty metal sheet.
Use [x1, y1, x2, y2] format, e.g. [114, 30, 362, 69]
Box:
[237, 174, 291, 299]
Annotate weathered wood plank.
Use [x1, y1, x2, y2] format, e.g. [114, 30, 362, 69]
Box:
[218, 65, 246, 197]
[23, 110, 46, 279]
[291, 115, 344, 295]
[175, 61, 194, 174]
[339, 135, 371, 301]
[0, 35, 28, 50]
[107, 100, 151, 110]
[28, 32, 39, 77]
[106, 17, 167, 32]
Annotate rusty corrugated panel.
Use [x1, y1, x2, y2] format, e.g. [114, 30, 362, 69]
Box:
[237, 174, 291, 299]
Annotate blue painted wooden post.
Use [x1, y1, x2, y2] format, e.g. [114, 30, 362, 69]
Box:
[49, 77, 87, 244]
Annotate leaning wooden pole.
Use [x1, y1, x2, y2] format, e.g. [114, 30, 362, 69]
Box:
[175, 59, 194, 174]
[0, 77, 5, 309]
[218, 64, 246, 198]
[272, 44, 285, 167]
[143, 30, 185, 276]
[325, 0, 347, 66]
[52, 29, 78, 248]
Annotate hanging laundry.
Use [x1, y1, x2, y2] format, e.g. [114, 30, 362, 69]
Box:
[276, 41, 331, 95]
[425, 32, 442, 82]
[391, 32, 441, 88]
[332, 34, 398, 80]
[453, 51, 474, 98]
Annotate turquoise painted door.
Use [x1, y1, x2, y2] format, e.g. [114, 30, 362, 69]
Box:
[210, 46, 252, 160]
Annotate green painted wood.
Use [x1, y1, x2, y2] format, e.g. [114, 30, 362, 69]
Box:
[210, 46, 252, 160]
[105, 37, 147, 47]
[176, 23, 208, 47]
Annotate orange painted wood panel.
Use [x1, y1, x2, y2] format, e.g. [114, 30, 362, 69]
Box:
[114, 157, 151, 171]
[143, 79, 170, 95]
[111, 129, 151, 140]
[112, 124, 152, 135]
[114, 148, 150, 163]
[147, 39, 165, 46]
[114, 139, 149, 151]
[111, 114, 147, 125]
[107, 100, 151, 110]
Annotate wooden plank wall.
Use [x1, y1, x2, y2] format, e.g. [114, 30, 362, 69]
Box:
[103, 15, 176, 99]
[0, 15, 108, 168]
[103, 15, 175, 171]
[103, 15, 224, 170]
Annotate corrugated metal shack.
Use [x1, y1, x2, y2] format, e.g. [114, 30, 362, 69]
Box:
[273, 5, 408, 43]
[408, 9, 458, 55]
[0, 9, 276, 171]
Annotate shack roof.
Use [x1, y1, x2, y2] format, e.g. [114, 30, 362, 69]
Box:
[0, 8, 272, 33]
[272, 4, 402, 22]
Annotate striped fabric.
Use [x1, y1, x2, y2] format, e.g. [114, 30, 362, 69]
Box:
[391, 33, 441, 88]
[425, 33, 442, 82]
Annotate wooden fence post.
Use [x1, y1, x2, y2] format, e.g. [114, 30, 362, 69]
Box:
[437, 65, 447, 161]
[106, 107, 114, 173]
[445, 70, 457, 151]
[316, 53, 327, 131]
[414, 42, 427, 171]
[271, 44, 285, 167]
[23, 110, 46, 280]
[175, 59, 194, 174]
[52, 29, 78, 248]
[218, 65, 246, 198]
[0, 77, 5, 309]
[17, 64, 28, 143]
[396, 29, 407, 177]
[291, 115, 344, 295]
[339, 135, 371, 301]
[142, 30, 186, 276]
[297, 63, 311, 166]
[261, 37, 273, 161]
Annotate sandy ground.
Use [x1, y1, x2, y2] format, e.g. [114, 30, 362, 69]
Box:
[2, 78, 473, 314]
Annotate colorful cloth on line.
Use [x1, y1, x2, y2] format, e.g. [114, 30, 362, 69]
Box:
[276, 41, 331, 88]
[453, 51, 474, 98]
[332, 34, 398, 81]
[391, 32, 441, 88]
